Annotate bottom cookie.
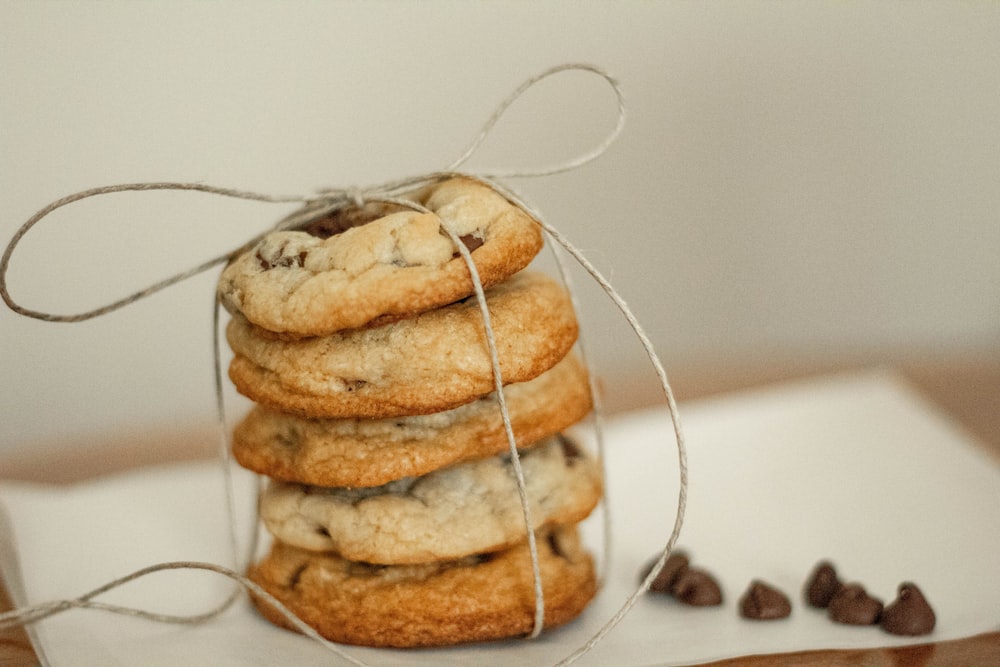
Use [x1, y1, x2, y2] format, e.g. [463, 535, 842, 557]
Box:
[247, 525, 597, 648]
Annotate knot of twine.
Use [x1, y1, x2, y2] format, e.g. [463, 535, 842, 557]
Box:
[0, 62, 688, 667]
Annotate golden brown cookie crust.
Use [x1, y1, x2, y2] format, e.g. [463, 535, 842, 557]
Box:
[258, 435, 602, 564]
[217, 176, 544, 337]
[226, 271, 579, 418]
[231, 353, 592, 487]
[248, 525, 596, 648]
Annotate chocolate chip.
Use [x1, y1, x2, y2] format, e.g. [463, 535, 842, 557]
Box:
[827, 583, 883, 625]
[880, 582, 936, 636]
[639, 550, 690, 593]
[557, 434, 582, 462]
[447, 233, 485, 258]
[804, 560, 842, 608]
[347, 561, 388, 577]
[739, 580, 792, 620]
[287, 563, 307, 589]
[304, 203, 400, 238]
[459, 233, 484, 253]
[255, 245, 306, 270]
[671, 567, 723, 606]
[342, 379, 367, 392]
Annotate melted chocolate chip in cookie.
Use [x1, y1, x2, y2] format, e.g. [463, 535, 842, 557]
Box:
[256, 246, 307, 270]
[452, 233, 484, 256]
[287, 563, 308, 589]
[557, 434, 582, 462]
[304, 202, 405, 238]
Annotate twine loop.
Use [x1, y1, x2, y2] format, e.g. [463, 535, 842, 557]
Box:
[0, 62, 623, 323]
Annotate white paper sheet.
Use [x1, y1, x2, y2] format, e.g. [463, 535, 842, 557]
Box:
[2, 370, 999, 666]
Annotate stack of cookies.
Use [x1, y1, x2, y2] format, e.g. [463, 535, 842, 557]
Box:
[217, 177, 603, 648]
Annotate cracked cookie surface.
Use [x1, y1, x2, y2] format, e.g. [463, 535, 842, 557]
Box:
[259, 435, 601, 564]
[232, 353, 592, 487]
[218, 176, 544, 337]
[247, 524, 596, 648]
[226, 271, 579, 418]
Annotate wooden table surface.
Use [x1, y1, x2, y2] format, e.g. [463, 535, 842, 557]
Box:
[2, 358, 999, 666]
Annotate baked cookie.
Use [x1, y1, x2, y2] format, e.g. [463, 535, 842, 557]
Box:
[231, 353, 592, 487]
[248, 525, 596, 648]
[218, 176, 544, 337]
[258, 435, 602, 564]
[226, 271, 579, 418]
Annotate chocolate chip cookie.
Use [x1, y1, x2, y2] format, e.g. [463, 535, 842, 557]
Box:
[248, 524, 596, 648]
[258, 435, 602, 564]
[226, 271, 579, 418]
[218, 176, 544, 337]
[231, 353, 592, 487]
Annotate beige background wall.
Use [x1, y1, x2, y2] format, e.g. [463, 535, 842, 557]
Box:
[2, 1, 998, 458]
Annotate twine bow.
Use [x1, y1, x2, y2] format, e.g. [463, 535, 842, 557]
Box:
[0, 62, 688, 667]
[0, 62, 623, 322]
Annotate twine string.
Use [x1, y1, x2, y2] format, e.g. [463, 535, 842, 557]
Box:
[0, 561, 370, 667]
[0, 62, 688, 666]
[446, 62, 626, 178]
[0, 63, 623, 322]
[533, 197, 613, 587]
[442, 212, 547, 639]
[488, 182, 689, 666]
[0, 182, 305, 323]
[359, 195, 549, 638]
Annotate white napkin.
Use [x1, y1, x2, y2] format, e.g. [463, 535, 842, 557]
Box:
[2, 370, 998, 666]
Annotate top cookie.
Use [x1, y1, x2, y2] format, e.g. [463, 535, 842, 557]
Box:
[217, 177, 544, 337]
